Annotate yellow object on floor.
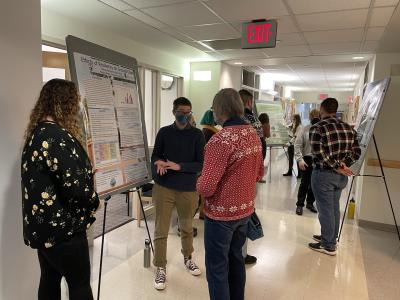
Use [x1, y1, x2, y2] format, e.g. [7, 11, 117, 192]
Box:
[348, 199, 356, 219]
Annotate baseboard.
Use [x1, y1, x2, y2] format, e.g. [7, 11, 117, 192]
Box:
[358, 219, 399, 233]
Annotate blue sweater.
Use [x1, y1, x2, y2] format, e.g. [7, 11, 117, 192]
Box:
[151, 123, 205, 191]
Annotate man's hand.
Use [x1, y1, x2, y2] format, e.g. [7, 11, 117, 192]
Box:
[154, 160, 168, 176]
[298, 159, 308, 171]
[165, 160, 181, 171]
[336, 163, 354, 176]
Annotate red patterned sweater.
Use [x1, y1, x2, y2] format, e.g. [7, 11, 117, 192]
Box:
[197, 124, 264, 221]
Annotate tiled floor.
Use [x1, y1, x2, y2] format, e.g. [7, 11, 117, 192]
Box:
[63, 150, 400, 300]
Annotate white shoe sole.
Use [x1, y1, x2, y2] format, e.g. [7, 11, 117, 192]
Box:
[154, 282, 166, 290]
[309, 245, 337, 256]
[187, 268, 202, 276]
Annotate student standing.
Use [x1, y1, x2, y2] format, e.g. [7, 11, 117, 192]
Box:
[198, 88, 264, 300]
[238, 89, 264, 264]
[151, 97, 205, 290]
[284, 114, 302, 177]
[294, 109, 320, 215]
[308, 98, 361, 256]
[21, 79, 100, 300]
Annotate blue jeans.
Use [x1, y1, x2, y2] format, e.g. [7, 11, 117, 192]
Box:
[311, 169, 348, 250]
[204, 216, 249, 300]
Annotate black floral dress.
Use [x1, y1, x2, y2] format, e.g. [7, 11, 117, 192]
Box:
[21, 121, 100, 249]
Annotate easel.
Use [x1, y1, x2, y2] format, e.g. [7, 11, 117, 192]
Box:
[338, 135, 400, 242]
[97, 186, 154, 300]
[267, 144, 297, 182]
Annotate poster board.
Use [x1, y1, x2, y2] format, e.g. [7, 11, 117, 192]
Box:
[256, 101, 290, 146]
[66, 35, 151, 197]
[351, 77, 391, 175]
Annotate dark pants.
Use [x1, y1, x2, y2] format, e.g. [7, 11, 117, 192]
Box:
[311, 169, 348, 250]
[205, 216, 249, 300]
[296, 156, 315, 207]
[286, 145, 295, 173]
[37, 231, 93, 300]
[261, 138, 267, 160]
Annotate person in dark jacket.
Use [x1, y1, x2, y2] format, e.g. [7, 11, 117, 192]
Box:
[21, 79, 100, 300]
[151, 97, 205, 290]
[200, 109, 219, 143]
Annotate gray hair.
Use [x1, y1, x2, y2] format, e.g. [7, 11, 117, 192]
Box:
[212, 88, 244, 119]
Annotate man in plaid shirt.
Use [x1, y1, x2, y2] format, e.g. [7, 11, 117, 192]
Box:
[308, 98, 361, 256]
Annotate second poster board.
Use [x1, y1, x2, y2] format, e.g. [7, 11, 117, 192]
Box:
[66, 36, 151, 197]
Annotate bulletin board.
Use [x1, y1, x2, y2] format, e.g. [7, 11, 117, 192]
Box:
[66, 35, 151, 197]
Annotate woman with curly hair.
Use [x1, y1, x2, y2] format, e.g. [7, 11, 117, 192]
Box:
[21, 79, 99, 300]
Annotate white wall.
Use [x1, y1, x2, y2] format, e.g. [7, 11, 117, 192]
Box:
[292, 91, 352, 111]
[357, 53, 400, 227]
[220, 63, 242, 91]
[0, 0, 42, 299]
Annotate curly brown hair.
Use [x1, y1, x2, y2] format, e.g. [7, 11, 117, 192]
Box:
[24, 79, 83, 146]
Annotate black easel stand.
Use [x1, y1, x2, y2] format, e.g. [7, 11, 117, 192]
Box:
[97, 195, 111, 300]
[134, 187, 154, 254]
[338, 135, 400, 242]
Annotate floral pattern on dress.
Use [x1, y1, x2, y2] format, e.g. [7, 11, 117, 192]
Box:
[21, 122, 100, 249]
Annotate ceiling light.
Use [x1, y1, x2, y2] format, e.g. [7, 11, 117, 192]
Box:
[42, 45, 67, 53]
[234, 62, 243, 65]
[198, 41, 215, 51]
[352, 56, 365, 60]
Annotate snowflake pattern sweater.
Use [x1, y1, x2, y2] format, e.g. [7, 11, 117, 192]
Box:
[197, 119, 264, 221]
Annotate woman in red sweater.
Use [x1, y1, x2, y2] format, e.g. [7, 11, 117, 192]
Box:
[197, 88, 264, 300]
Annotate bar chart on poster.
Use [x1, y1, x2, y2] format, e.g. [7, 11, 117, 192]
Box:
[66, 36, 151, 197]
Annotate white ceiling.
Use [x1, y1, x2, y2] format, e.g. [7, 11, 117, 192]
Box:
[41, 0, 400, 92]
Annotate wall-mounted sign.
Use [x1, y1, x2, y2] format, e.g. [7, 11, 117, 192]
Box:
[242, 19, 277, 49]
[319, 93, 329, 100]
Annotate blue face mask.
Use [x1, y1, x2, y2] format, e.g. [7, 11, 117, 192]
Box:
[175, 113, 189, 125]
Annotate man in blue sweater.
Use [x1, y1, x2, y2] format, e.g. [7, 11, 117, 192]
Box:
[151, 97, 205, 290]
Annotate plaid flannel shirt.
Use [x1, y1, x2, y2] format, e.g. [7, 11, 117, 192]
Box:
[309, 117, 361, 170]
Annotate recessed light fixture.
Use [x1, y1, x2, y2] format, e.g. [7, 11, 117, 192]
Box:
[234, 62, 243, 65]
[352, 56, 365, 60]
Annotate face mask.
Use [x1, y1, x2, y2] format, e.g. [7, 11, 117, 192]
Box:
[175, 113, 189, 125]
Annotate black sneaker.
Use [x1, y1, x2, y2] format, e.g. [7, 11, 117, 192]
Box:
[244, 255, 257, 264]
[154, 267, 167, 290]
[306, 205, 318, 213]
[184, 257, 201, 276]
[296, 206, 303, 215]
[312, 235, 321, 242]
[308, 242, 336, 256]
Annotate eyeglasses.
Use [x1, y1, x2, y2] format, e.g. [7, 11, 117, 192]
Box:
[175, 110, 192, 116]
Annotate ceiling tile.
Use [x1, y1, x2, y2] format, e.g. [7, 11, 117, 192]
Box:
[161, 27, 194, 42]
[99, 0, 134, 11]
[181, 23, 240, 41]
[216, 49, 268, 59]
[124, 0, 194, 9]
[205, 0, 288, 22]
[369, 6, 396, 27]
[304, 28, 364, 44]
[142, 2, 221, 26]
[187, 41, 217, 51]
[374, 0, 399, 6]
[277, 32, 305, 46]
[124, 9, 167, 28]
[366, 27, 386, 40]
[310, 42, 361, 54]
[265, 45, 311, 57]
[286, 0, 371, 14]
[363, 41, 380, 52]
[296, 9, 368, 31]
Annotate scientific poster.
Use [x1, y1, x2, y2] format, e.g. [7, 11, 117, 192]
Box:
[350, 77, 391, 175]
[256, 101, 290, 146]
[69, 49, 150, 195]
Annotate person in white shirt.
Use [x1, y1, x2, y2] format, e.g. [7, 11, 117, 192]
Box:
[294, 109, 320, 215]
[283, 114, 302, 177]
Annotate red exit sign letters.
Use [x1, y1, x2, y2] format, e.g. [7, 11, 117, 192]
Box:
[242, 20, 277, 49]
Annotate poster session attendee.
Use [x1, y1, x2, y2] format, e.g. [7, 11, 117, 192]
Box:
[239, 89, 264, 264]
[21, 79, 100, 300]
[284, 114, 302, 177]
[151, 97, 205, 290]
[198, 88, 264, 300]
[294, 109, 320, 216]
[308, 98, 361, 256]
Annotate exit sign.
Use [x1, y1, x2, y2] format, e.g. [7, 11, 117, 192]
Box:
[242, 19, 278, 49]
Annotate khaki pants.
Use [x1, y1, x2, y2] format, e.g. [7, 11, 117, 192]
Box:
[153, 184, 198, 267]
